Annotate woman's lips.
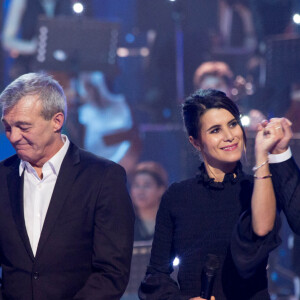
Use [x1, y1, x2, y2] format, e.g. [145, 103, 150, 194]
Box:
[221, 143, 238, 151]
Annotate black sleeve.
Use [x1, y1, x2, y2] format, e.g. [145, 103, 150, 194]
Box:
[231, 209, 282, 278]
[270, 157, 300, 235]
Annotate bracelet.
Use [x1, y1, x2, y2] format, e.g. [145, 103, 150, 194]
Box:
[252, 159, 269, 172]
[254, 174, 272, 179]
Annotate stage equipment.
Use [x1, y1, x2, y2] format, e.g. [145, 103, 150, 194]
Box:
[123, 241, 152, 295]
[265, 34, 300, 86]
[33, 16, 119, 75]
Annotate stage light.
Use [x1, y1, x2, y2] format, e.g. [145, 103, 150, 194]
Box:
[293, 14, 300, 25]
[140, 47, 150, 57]
[231, 88, 238, 96]
[241, 115, 250, 127]
[173, 257, 180, 266]
[117, 47, 130, 57]
[53, 50, 67, 62]
[125, 33, 135, 44]
[73, 2, 84, 14]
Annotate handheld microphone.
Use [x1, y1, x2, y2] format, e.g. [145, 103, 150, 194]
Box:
[200, 254, 220, 299]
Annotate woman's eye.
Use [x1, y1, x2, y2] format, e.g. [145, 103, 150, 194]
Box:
[230, 121, 238, 127]
[210, 128, 220, 134]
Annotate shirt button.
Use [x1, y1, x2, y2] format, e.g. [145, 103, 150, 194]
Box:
[33, 272, 39, 280]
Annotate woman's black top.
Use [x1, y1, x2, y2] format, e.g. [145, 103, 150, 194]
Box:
[139, 163, 281, 300]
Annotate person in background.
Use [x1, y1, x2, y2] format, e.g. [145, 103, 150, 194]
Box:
[216, 0, 257, 51]
[120, 161, 168, 300]
[193, 61, 234, 97]
[78, 71, 141, 175]
[130, 161, 168, 242]
[193, 61, 265, 131]
[0, 72, 134, 299]
[139, 89, 283, 299]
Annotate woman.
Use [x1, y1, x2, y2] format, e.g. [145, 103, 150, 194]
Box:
[138, 89, 283, 299]
[130, 161, 168, 241]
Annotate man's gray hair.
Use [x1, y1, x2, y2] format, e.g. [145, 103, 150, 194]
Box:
[0, 72, 67, 120]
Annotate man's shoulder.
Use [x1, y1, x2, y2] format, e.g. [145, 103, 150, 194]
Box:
[76, 146, 125, 174]
[0, 154, 19, 170]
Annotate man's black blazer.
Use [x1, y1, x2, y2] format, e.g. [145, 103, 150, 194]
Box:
[0, 142, 135, 299]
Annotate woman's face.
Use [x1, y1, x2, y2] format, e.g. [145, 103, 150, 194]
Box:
[131, 173, 165, 211]
[190, 108, 244, 171]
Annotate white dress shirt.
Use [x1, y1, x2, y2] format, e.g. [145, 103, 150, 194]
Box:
[19, 135, 70, 256]
[269, 147, 292, 164]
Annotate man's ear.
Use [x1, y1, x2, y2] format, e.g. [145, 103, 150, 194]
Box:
[189, 136, 201, 151]
[52, 112, 65, 132]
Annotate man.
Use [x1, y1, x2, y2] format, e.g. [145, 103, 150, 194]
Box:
[268, 117, 300, 235]
[0, 72, 135, 299]
[231, 117, 300, 280]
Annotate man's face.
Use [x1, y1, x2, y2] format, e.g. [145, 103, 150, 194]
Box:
[2, 95, 60, 167]
[200, 76, 232, 97]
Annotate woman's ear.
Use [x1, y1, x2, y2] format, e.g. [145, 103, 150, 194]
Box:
[189, 136, 202, 151]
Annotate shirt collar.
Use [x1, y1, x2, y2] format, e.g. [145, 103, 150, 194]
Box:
[19, 135, 70, 176]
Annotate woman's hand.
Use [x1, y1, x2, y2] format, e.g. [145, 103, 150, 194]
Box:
[255, 119, 284, 160]
[266, 118, 293, 154]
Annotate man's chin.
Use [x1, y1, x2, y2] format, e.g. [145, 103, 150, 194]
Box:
[16, 151, 31, 162]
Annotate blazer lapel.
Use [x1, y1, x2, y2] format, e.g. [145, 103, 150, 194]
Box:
[35, 143, 80, 259]
[8, 162, 35, 261]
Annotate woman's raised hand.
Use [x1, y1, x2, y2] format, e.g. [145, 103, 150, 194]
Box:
[255, 119, 285, 158]
[265, 118, 293, 154]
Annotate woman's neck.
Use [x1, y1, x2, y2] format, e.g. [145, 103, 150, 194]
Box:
[137, 206, 159, 222]
[204, 160, 237, 182]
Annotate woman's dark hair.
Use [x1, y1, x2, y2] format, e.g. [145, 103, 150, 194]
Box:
[182, 89, 246, 144]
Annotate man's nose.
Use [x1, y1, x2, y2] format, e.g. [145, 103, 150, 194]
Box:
[8, 128, 22, 144]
